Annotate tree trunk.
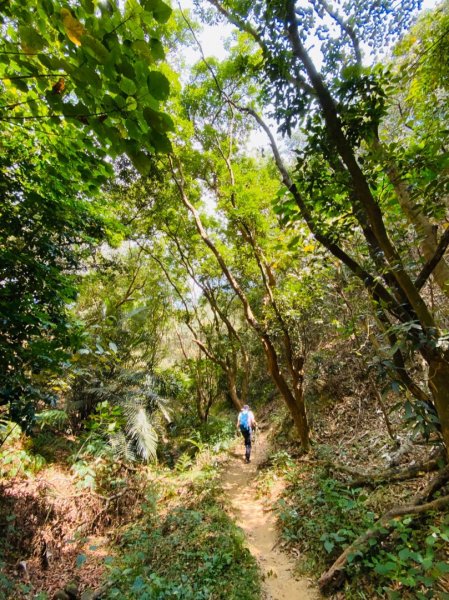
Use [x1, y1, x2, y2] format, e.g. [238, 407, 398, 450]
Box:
[427, 355, 449, 457]
[226, 368, 243, 411]
[262, 336, 310, 451]
[373, 139, 449, 300]
[196, 387, 207, 422]
[240, 348, 250, 404]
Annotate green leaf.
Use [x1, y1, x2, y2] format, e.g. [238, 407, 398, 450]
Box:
[398, 547, 412, 560]
[323, 540, 334, 553]
[126, 96, 138, 111]
[143, 107, 173, 133]
[149, 38, 165, 60]
[132, 40, 153, 63]
[71, 66, 101, 87]
[119, 76, 137, 96]
[129, 151, 153, 175]
[147, 71, 169, 101]
[144, 0, 172, 23]
[374, 561, 396, 575]
[82, 35, 110, 64]
[150, 130, 172, 153]
[435, 561, 449, 574]
[19, 25, 46, 53]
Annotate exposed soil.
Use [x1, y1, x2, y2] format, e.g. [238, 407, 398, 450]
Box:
[0, 455, 149, 599]
[0, 466, 111, 597]
[222, 431, 320, 600]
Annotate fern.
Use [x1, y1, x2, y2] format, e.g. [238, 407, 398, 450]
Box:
[35, 409, 69, 431]
[175, 452, 193, 473]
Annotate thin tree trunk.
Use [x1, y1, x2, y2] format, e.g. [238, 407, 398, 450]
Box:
[169, 155, 311, 450]
[196, 387, 207, 422]
[226, 366, 243, 411]
[373, 139, 449, 299]
[427, 356, 449, 457]
[240, 348, 250, 404]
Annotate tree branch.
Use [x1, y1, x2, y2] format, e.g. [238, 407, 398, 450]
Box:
[314, 0, 362, 65]
[285, 0, 435, 330]
[415, 227, 449, 291]
[0, 73, 65, 80]
[204, 0, 315, 96]
[319, 466, 449, 592]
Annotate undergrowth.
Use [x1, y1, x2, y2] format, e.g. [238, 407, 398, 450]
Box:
[275, 451, 449, 599]
[105, 467, 261, 599]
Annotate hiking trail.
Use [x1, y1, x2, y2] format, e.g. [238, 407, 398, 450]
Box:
[222, 430, 320, 600]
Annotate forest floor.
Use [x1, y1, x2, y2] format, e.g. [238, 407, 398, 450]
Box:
[222, 430, 320, 600]
[0, 460, 115, 597]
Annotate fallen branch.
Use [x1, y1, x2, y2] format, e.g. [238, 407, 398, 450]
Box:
[318, 465, 449, 593]
[413, 464, 449, 503]
[346, 455, 444, 487]
[305, 451, 446, 487]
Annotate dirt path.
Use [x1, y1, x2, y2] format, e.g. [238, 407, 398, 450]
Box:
[222, 431, 319, 600]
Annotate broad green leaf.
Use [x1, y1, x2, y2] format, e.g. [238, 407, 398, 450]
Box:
[143, 107, 173, 133]
[132, 40, 153, 63]
[144, 0, 172, 23]
[18, 25, 46, 53]
[126, 96, 138, 111]
[147, 71, 169, 101]
[149, 38, 165, 61]
[82, 35, 110, 64]
[119, 76, 137, 96]
[129, 150, 153, 175]
[149, 130, 172, 153]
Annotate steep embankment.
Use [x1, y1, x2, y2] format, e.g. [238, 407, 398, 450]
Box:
[222, 432, 319, 600]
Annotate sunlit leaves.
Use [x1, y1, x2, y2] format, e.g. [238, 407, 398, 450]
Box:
[61, 7, 85, 46]
[0, 0, 175, 169]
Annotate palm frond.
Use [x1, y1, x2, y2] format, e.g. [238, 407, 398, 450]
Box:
[123, 401, 158, 462]
[68, 364, 171, 463]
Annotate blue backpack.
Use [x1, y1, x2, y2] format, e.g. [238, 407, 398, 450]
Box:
[240, 410, 250, 432]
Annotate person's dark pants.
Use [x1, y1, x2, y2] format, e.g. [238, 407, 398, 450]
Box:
[240, 426, 252, 462]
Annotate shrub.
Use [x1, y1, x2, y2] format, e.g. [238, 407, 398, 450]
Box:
[276, 461, 449, 597]
[277, 466, 375, 569]
[105, 480, 261, 599]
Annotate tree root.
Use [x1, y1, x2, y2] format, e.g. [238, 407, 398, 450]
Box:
[318, 465, 449, 594]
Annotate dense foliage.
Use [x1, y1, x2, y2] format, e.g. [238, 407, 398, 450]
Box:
[1, 0, 449, 598]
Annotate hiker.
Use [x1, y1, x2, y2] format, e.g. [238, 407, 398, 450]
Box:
[237, 404, 257, 463]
